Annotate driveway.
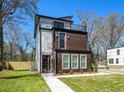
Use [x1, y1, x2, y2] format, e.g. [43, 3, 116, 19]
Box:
[98, 68, 124, 74]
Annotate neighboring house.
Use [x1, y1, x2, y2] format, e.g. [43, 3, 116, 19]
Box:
[107, 47, 124, 69]
[34, 14, 93, 74]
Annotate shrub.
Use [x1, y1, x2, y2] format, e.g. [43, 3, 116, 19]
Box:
[92, 64, 98, 72]
[80, 69, 84, 73]
[0, 64, 3, 71]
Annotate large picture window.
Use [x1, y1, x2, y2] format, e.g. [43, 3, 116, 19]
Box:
[80, 54, 87, 69]
[62, 54, 70, 69]
[71, 54, 78, 69]
[60, 33, 65, 48]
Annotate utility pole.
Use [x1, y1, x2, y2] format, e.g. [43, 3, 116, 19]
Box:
[0, 0, 3, 68]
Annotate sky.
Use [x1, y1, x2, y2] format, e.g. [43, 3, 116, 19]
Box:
[14, 0, 124, 53]
[38, 0, 124, 24]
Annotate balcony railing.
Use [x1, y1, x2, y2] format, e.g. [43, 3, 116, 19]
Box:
[40, 22, 86, 32]
[71, 24, 86, 32]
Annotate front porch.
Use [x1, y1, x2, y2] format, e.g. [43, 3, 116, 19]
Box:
[42, 55, 52, 73]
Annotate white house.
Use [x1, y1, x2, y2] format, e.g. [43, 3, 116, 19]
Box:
[107, 47, 124, 68]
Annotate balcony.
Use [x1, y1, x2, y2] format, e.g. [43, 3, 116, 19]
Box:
[40, 22, 86, 32]
[71, 24, 86, 32]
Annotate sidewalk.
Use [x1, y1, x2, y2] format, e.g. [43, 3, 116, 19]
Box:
[42, 72, 111, 92]
[57, 72, 111, 78]
[42, 73, 74, 92]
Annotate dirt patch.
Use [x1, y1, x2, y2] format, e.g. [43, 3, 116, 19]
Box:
[0, 70, 7, 77]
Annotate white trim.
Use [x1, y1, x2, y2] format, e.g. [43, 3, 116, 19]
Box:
[71, 54, 78, 69]
[62, 53, 70, 69]
[80, 54, 87, 69]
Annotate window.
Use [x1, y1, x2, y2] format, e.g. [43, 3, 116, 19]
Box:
[109, 59, 114, 64]
[62, 54, 70, 69]
[116, 58, 119, 64]
[71, 54, 78, 69]
[54, 21, 64, 28]
[80, 54, 87, 69]
[60, 33, 65, 48]
[117, 49, 120, 55]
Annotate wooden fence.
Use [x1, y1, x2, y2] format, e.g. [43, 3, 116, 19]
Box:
[6, 62, 34, 70]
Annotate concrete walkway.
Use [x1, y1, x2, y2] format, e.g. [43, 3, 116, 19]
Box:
[57, 72, 111, 78]
[42, 72, 111, 92]
[42, 73, 74, 92]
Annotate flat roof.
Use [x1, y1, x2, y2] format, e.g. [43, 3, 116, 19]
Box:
[35, 14, 73, 23]
[107, 47, 124, 50]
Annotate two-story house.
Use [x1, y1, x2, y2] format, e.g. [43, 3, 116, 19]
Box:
[34, 14, 93, 74]
[107, 47, 124, 69]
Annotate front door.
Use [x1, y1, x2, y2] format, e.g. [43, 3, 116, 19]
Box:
[42, 55, 51, 73]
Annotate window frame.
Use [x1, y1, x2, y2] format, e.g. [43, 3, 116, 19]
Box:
[71, 54, 78, 69]
[60, 33, 65, 49]
[117, 49, 120, 55]
[80, 54, 87, 69]
[109, 58, 114, 64]
[62, 54, 70, 69]
[116, 58, 119, 64]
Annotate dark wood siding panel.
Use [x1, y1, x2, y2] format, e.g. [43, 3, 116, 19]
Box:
[55, 32, 59, 49]
[56, 53, 62, 74]
[87, 53, 93, 71]
[67, 33, 87, 50]
[78, 54, 80, 70]
[54, 32, 87, 51]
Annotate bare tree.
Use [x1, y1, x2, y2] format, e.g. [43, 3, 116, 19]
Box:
[97, 13, 124, 51]
[77, 11, 102, 52]
[4, 24, 34, 61]
[17, 30, 34, 61]
[77, 11, 124, 65]
[4, 24, 20, 60]
[2, 0, 38, 25]
[0, 0, 38, 67]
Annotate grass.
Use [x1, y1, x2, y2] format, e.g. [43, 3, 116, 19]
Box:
[60, 74, 124, 92]
[0, 70, 50, 92]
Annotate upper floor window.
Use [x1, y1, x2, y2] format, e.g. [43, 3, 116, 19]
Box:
[60, 33, 65, 48]
[117, 49, 120, 55]
[54, 21, 64, 29]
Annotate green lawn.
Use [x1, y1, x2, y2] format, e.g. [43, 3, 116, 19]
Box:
[0, 70, 50, 92]
[60, 74, 124, 92]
